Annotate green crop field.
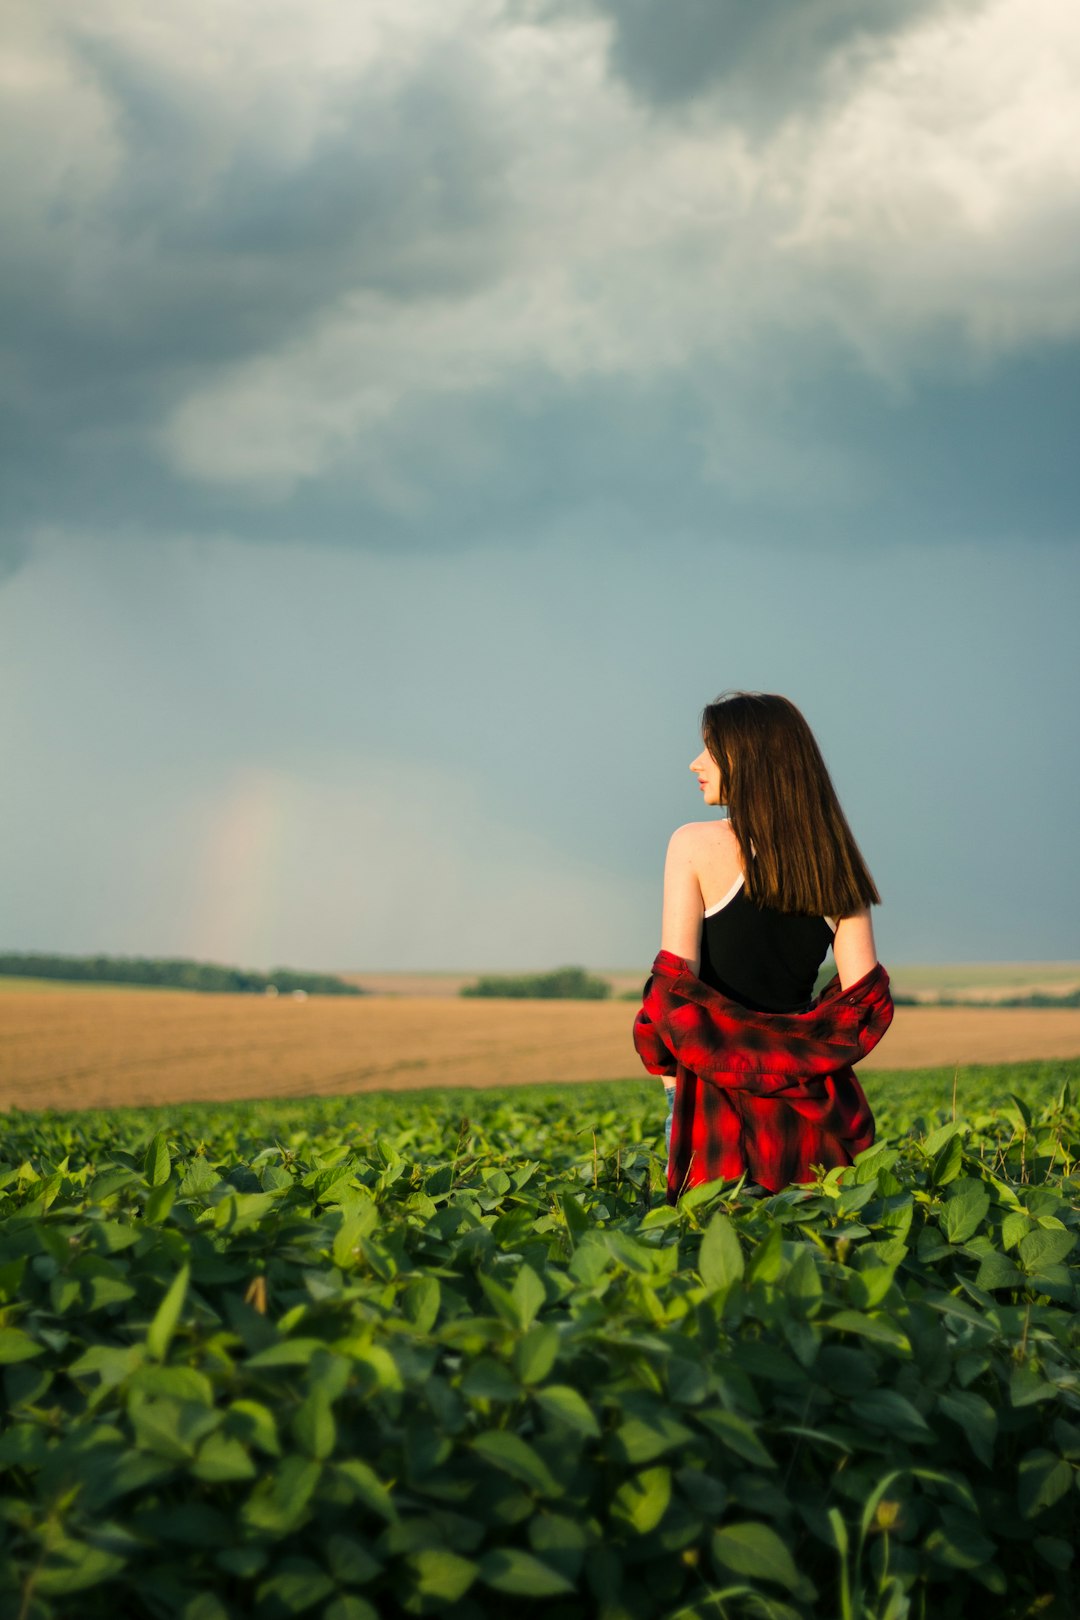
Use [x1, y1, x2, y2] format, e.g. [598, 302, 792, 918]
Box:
[1, 1061, 1078, 1620]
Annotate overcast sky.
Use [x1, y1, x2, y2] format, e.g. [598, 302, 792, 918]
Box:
[2, 0, 1078, 972]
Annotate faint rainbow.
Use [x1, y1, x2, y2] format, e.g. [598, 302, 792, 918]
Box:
[188, 767, 294, 966]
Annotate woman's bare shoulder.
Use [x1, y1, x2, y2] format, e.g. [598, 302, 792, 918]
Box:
[669, 820, 741, 896]
[668, 819, 736, 846]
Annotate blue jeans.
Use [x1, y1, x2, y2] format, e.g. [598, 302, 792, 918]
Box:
[662, 1082, 676, 1160]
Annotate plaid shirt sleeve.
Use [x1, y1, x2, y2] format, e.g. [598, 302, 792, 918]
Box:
[630, 974, 678, 1077]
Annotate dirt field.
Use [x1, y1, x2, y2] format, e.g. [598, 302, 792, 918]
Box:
[3, 983, 1079, 1113]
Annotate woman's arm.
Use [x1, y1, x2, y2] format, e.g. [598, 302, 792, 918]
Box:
[832, 907, 879, 990]
[660, 825, 705, 977]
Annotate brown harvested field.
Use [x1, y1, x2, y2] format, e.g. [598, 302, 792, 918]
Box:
[2, 983, 1080, 1113]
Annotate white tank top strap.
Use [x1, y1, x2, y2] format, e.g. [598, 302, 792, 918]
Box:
[703, 873, 744, 917]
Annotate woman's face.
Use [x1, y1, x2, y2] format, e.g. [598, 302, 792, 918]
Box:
[690, 743, 724, 806]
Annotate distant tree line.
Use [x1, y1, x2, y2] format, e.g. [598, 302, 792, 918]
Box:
[0, 952, 366, 997]
[931, 988, 1080, 1009]
[460, 965, 613, 1000]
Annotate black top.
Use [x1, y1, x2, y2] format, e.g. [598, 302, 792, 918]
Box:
[698, 878, 834, 1013]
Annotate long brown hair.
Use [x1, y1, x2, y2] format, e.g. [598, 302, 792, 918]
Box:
[701, 691, 881, 917]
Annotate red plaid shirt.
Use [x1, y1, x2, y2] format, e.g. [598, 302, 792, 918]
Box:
[633, 950, 894, 1201]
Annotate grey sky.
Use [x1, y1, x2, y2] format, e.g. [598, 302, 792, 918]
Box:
[2, 0, 1078, 970]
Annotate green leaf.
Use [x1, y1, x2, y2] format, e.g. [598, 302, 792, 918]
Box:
[1010, 1367, 1058, 1407]
[181, 1593, 231, 1620]
[178, 1157, 220, 1199]
[558, 1190, 590, 1245]
[604, 1229, 665, 1274]
[826, 1310, 911, 1353]
[401, 1275, 440, 1333]
[846, 1262, 897, 1311]
[136, 1501, 230, 1548]
[132, 1363, 213, 1405]
[213, 1190, 277, 1231]
[1033, 1536, 1073, 1571]
[1008, 1092, 1033, 1129]
[699, 1212, 744, 1291]
[146, 1262, 189, 1362]
[292, 1387, 336, 1460]
[246, 1337, 326, 1368]
[930, 1133, 964, 1187]
[0, 1327, 44, 1364]
[334, 1458, 398, 1521]
[786, 1248, 823, 1317]
[528, 1512, 588, 1581]
[130, 1394, 218, 1460]
[461, 1357, 520, 1402]
[32, 1539, 127, 1596]
[566, 1234, 609, 1286]
[696, 1408, 777, 1469]
[941, 1180, 990, 1244]
[712, 1521, 800, 1591]
[143, 1181, 176, 1224]
[347, 1342, 403, 1392]
[1018, 1449, 1073, 1518]
[478, 1548, 574, 1596]
[241, 1455, 321, 1533]
[478, 1272, 520, 1326]
[190, 1432, 257, 1483]
[512, 1263, 546, 1329]
[514, 1324, 559, 1385]
[851, 1389, 932, 1443]
[228, 1398, 282, 1457]
[254, 1559, 335, 1613]
[533, 1384, 601, 1437]
[324, 1599, 378, 1620]
[923, 1121, 964, 1157]
[324, 1534, 382, 1586]
[88, 1271, 138, 1311]
[471, 1430, 561, 1495]
[611, 1466, 672, 1534]
[610, 1411, 693, 1465]
[215, 1546, 269, 1579]
[747, 1226, 784, 1283]
[405, 1549, 478, 1601]
[938, 1391, 997, 1468]
[68, 1342, 141, 1388]
[0, 1424, 48, 1467]
[974, 1252, 1024, 1291]
[924, 1507, 995, 1569]
[1018, 1227, 1076, 1271]
[143, 1132, 171, 1188]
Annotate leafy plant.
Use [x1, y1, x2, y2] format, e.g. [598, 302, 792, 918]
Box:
[0, 1063, 1076, 1618]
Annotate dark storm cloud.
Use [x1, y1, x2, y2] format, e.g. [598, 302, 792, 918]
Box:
[0, 24, 512, 551]
[3, 0, 1078, 576]
[591, 0, 946, 124]
[6, 337, 1077, 560]
[70, 30, 507, 292]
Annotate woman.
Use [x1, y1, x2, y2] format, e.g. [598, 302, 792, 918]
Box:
[635, 690, 893, 1200]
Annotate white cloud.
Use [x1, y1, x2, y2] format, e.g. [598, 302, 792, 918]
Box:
[6, 1, 1080, 506]
[777, 0, 1080, 369]
[144, 0, 1080, 495]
